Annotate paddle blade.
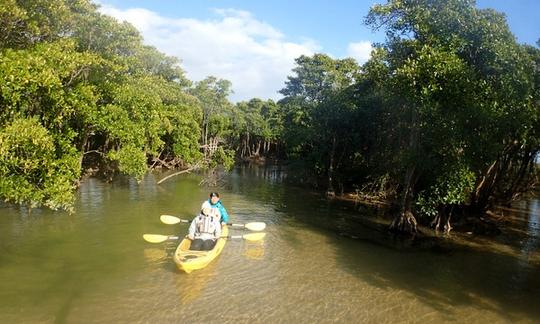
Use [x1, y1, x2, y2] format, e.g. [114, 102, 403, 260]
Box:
[143, 234, 169, 243]
[143, 234, 179, 243]
[244, 222, 266, 231]
[160, 215, 181, 224]
[243, 232, 266, 241]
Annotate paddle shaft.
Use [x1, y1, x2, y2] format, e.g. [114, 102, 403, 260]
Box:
[228, 223, 249, 228]
[172, 220, 250, 228]
[143, 232, 265, 243]
[162, 216, 248, 227]
[160, 215, 266, 231]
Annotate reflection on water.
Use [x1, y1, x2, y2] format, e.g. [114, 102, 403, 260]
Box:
[525, 199, 540, 248]
[243, 240, 266, 260]
[174, 264, 217, 305]
[0, 167, 539, 323]
[143, 248, 167, 263]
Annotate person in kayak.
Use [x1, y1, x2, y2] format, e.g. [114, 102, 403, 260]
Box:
[201, 192, 229, 224]
[188, 207, 222, 251]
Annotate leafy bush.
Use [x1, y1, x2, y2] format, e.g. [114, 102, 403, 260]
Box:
[0, 118, 79, 211]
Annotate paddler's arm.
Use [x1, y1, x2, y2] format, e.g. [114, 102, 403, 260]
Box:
[214, 219, 222, 239]
[188, 216, 197, 240]
[218, 204, 229, 223]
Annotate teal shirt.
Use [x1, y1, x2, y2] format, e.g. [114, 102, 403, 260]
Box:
[209, 199, 229, 223]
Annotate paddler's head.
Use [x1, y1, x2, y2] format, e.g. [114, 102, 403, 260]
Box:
[201, 207, 212, 216]
[209, 192, 220, 205]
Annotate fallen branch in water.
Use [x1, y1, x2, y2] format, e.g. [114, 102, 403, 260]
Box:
[157, 163, 201, 184]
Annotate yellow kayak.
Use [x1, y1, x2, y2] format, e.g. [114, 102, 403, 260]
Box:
[173, 225, 228, 273]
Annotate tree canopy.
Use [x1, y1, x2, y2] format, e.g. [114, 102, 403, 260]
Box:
[1, 0, 538, 230]
[0, 0, 205, 209]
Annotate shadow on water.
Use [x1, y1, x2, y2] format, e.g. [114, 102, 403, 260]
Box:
[334, 233, 540, 321]
[232, 164, 540, 322]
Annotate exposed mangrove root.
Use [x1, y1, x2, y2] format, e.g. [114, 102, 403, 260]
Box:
[431, 213, 453, 234]
[389, 210, 418, 235]
[431, 206, 454, 234]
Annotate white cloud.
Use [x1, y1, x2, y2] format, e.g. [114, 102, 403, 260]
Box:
[97, 4, 320, 102]
[347, 41, 373, 65]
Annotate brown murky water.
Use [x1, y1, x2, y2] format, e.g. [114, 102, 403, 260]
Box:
[0, 166, 539, 323]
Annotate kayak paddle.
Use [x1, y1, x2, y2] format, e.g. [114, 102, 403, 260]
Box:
[143, 232, 266, 243]
[160, 214, 266, 231]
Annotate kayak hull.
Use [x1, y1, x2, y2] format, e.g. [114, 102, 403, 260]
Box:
[173, 225, 228, 273]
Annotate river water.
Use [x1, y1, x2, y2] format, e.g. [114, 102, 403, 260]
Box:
[0, 166, 539, 323]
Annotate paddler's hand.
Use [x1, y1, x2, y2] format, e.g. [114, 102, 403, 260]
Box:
[188, 234, 194, 240]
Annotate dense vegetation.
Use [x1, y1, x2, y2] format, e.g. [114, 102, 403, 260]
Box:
[1, 0, 538, 234]
[277, 0, 539, 233]
[0, 0, 226, 211]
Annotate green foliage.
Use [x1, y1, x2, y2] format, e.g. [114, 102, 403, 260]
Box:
[163, 95, 203, 164]
[129, 45, 191, 85]
[363, 0, 540, 216]
[0, 0, 210, 211]
[228, 99, 283, 158]
[188, 76, 243, 168]
[107, 145, 147, 180]
[0, 40, 100, 126]
[190, 76, 233, 142]
[0, 118, 79, 210]
[0, 0, 78, 48]
[209, 147, 235, 171]
[281, 54, 360, 103]
[208, 114, 232, 140]
[417, 166, 476, 217]
[279, 54, 362, 187]
[1, 0, 536, 217]
[93, 74, 205, 177]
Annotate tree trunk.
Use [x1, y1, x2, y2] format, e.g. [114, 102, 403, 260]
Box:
[471, 142, 534, 212]
[473, 159, 498, 211]
[390, 164, 418, 234]
[246, 133, 251, 156]
[78, 131, 89, 172]
[202, 119, 209, 158]
[326, 135, 337, 197]
[254, 140, 261, 156]
[240, 136, 246, 158]
[390, 104, 419, 235]
[505, 149, 536, 203]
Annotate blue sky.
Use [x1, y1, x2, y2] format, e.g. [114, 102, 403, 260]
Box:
[96, 0, 540, 101]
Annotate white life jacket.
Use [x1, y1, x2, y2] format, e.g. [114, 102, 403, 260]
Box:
[196, 214, 217, 235]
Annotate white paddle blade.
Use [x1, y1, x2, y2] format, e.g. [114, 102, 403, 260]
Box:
[244, 222, 266, 231]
